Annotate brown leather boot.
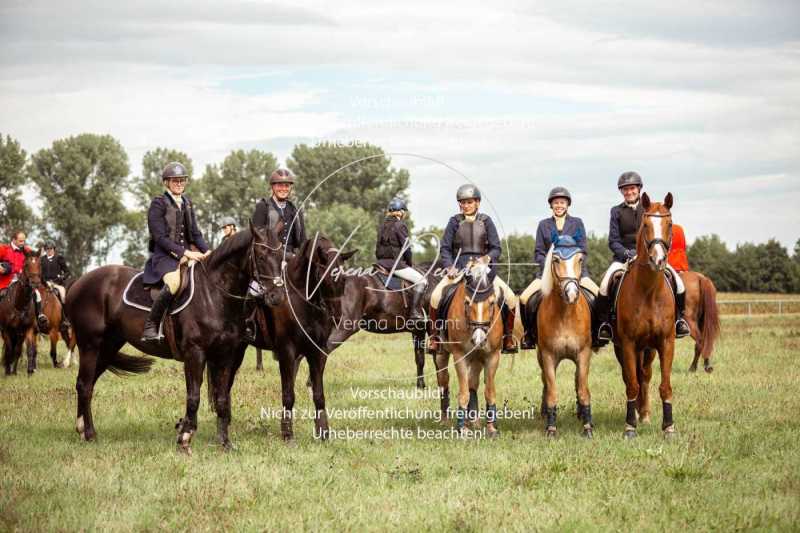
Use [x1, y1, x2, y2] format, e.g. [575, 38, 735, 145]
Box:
[501, 306, 518, 354]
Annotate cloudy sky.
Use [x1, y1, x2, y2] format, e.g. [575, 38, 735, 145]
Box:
[2, 0, 798, 250]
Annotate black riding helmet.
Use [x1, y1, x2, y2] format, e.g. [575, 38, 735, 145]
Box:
[547, 186, 572, 206]
[617, 171, 643, 189]
[162, 162, 189, 180]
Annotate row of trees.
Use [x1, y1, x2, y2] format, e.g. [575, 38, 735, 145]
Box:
[2, 132, 798, 293]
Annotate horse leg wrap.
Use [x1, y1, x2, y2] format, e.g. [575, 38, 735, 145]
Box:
[626, 400, 638, 428]
[577, 403, 593, 428]
[544, 405, 557, 430]
[467, 389, 478, 421]
[456, 406, 466, 430]
[662, 401, 673, 430]
[486, 404, 497, 425]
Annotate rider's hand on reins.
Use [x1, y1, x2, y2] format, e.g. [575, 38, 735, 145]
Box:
[183, 250, 206, 262]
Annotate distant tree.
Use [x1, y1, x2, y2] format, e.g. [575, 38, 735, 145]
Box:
[586, 232, 612, 283]
[28, 134, 129, 275]
[304, 202, 377, 266]
[794, 238, 800, 263]
[122, 148, 194, 268]
[413, 225, 444, 265]
[498, 232, 537, 293]
[0, 134, 34, 239]
[194, 149, 277, 248]
[688, 234, 739, 292]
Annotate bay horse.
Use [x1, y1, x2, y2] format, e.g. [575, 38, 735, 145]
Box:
[433, 256, 503, 437]
[1, 252, 48, 376]
[535, 237, 595, 438]
[257, 232, 356, 442]
[679, 271, 721, 373]
[613, 192, 678, 439]
[65, 224, 285, 452]
[325, 261, 437, 389]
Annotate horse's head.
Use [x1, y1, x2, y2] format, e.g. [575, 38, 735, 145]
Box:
[465, 255, 492, 291]
[639, 192, 673, 271]
[548, 236, 583, 304]
[298, 232, 357, 304]
[465, 288, 497, 349]
[249, 221, 287, 307]
[22, 250, 43, 289]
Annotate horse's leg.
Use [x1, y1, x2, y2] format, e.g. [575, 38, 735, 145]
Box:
[3, 331, 14, 375]
[575, 347, 593, 438]
[466, 357, 482, 428]
[434, 351, 450, 421]
[637, 349, 656, 424]
[689, 341, 700, 372]
[539, 348, 558, 437]
[484, 350, 500, 437]
[256, 348, 263, 372]
[658, 338, 676, 437]
[617, 341, 640, 439]
[176, 352, 205, 455]
[75, 339, 114, 442]
[50, 329, 59, 367]
[452, 349, 470, 431]
[210, 347, 246, 451]
[25, 328, 37, 376]
[306, 351, 330, 440]
[277, 346, 298, 442]
[413, 331, 426, 389]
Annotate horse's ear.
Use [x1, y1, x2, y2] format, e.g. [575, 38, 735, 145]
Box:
[641, 192, 651, 210]
[248, 218, 258, 237]
[340, 249, 358, 262]
[664, 192, 673, 210]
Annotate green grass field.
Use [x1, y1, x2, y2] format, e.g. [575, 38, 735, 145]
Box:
[2, 314, 799, 531]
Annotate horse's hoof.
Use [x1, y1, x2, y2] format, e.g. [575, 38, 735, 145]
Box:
[220, 440, 235, 452]
[486, 424, 499, 439]
[663, 426, 677, 439]
[177, 431, 194, 455]
[640, 414, 651, 425]
[704, 365, 714, 374]
[545, 427, 557, 438]
[623, 429, 637, 440]
[688, 366, 697, 373]
[583, 428, 593, 439]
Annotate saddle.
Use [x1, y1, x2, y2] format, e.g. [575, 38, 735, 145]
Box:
[372, 264, 407, 293]
[609, 266, 676, 320]
[123, 262, 197, 315]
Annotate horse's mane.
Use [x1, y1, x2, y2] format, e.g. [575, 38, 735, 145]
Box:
[540, 244, 555, 297]
[206, 229, 252, 270]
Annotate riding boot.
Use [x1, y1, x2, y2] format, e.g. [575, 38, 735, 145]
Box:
[675, 291, 691, 338]
[595, 293, 614, 342]
[407, 284, 425, 322]
[141, 286, 174, 342]
[501, 305, 518, 354]
[244, 307, 258, 344]
[55, 289, 71, 328]
[34, 293, 49, 332]
[426, 306, 440, 355]
[521, 295, 540, 350]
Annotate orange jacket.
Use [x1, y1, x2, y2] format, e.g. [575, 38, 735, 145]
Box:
[668, 224, 689, 272]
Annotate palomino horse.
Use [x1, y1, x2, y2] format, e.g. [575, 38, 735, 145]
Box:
[65, 225, 285, 452]
[679, 271, 721, 373]
[433, 256, 503, 437]
[614, 192, 678, 439]
[325, 261, 437, 389]
[256, 233, 356, 442]
[1, 252, 48, 376]
[536, 236, 595, 438]
[38, 287, 76, 369]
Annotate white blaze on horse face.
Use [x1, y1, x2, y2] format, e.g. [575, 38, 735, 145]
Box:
[650, 216, 666, 265]
[471, 301, 488, 347]
[564, 256, 579, 304]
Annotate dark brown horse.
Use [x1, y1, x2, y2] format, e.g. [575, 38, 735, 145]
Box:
[325, 262, 437, 389]
[535, 240, 595, 438]
[1, 252, 48, 376]
[679, 271, 721, 373]
[65, 225, 285, 452]
[256, 233, 355, 442]
[614, 192, 678, 439]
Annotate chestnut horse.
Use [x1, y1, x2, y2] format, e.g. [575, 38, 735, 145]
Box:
[536, 237, 595, 438]
[679, 271, 721, 373]
[38, 287, 76, 369]
[1, 252, 47, 376]
[614, 192, 678, 439]
[65, 225, 285, 452]
[433, 256, 503, 437]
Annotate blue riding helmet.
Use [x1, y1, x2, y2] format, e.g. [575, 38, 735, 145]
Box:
[387, 197, 407, 211]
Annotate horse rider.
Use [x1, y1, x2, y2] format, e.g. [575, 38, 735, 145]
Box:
[41, 241, 71, 327]
[518, 186, 600, 348]
[244, 168, 308, 341]
[375, 197, 428, 321]
[594, 171, 690, 341]
[253, 168, 306, 252]
[0, 230, 49, 331]
[427, 184, 518, 354]
[668, 223, 689, 272]
[140, 162, 210, 342]
[220, 216, 237, 242]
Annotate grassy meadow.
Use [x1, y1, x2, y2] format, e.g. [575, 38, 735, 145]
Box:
[1, 312, 799, 531]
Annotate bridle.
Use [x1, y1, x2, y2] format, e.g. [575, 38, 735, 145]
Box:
[551, 254, 581, 300]
[250, 240, 285, 290]
[463, 260, 496, 335]
[642, 212, 672, 262]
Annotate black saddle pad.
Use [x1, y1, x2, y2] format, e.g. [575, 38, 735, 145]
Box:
[122, 264, 196, 314]
[373, 271, 405, 292]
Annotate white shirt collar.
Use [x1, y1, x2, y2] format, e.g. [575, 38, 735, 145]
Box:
[167, 191, 183, 208]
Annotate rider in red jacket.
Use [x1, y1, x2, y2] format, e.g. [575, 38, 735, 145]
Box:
[668, 224, 690, 272]
[0, 230, 48, 330]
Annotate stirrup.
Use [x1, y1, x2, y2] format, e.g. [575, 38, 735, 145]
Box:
[675, 318, 690, 339]
[598, 322, 613, 341]
[244, 318, 257, 344]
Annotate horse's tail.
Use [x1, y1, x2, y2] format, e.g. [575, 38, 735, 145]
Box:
[106, 351, 154, 376]
[207, 365, 217, 413]
[697, 274, 721, 359]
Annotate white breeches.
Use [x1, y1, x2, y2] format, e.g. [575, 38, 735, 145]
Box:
[430, 274, 517, 309]
[393, 267, 427, 287]
[599, 261, 684, 295]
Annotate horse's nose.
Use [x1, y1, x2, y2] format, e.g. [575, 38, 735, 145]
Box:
[472, 329, 487, 347]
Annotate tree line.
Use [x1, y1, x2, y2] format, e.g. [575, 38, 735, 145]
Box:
[2, 132, 798, 293]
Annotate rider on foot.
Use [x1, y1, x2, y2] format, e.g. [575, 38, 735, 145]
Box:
[140, 162, 210, 342]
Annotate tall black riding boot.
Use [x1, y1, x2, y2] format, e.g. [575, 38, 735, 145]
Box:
[34, 293, 49, 332]
[141, 286, 174, 342]
[595, 293, 613, 342]
[675, 291, 690, 338]
[407, 284, 425, 321]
